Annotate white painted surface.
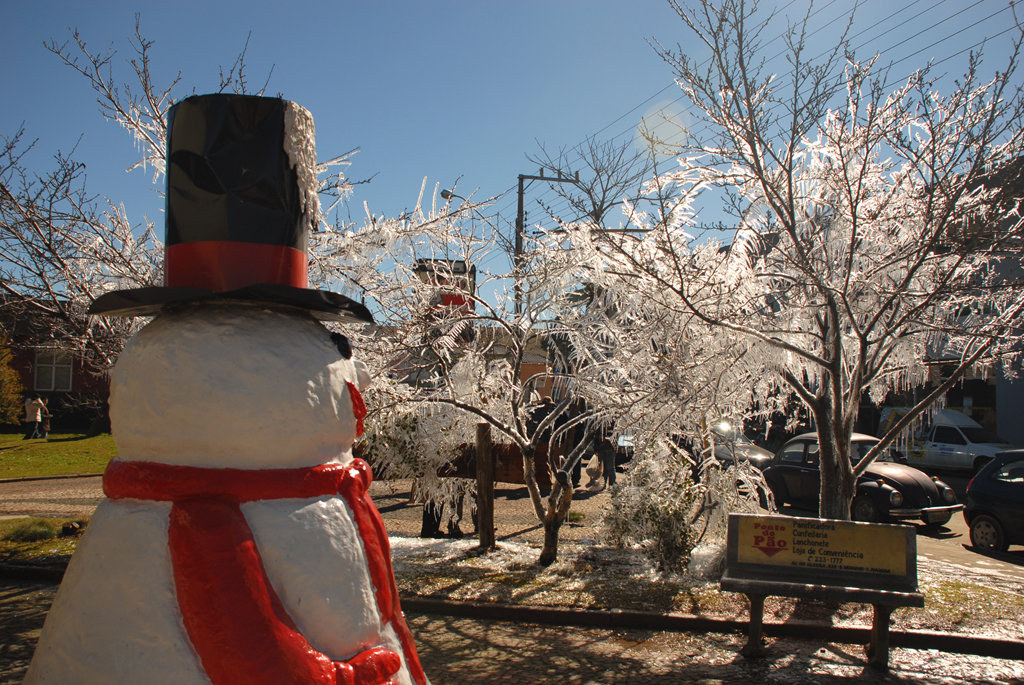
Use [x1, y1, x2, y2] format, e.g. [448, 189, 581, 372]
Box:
[242, 496, 384, 659]
[245, 496, 415, 685]
[110, 307, 366, 469]
[25, 500, 211, 685]
[932, 409, 984, 428]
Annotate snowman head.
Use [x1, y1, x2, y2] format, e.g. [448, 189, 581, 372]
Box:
[110, 305, 370, 469]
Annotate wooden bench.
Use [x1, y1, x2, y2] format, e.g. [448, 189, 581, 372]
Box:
[721, 513, 924, 669]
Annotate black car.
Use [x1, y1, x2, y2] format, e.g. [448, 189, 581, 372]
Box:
[964, 450, 1024, 552]
[708, 420, 774, 470]
[763, 433, 962, 525]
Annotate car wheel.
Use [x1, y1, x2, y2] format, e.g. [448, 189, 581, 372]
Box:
[924, 512, 952, 528]
[851, 496, 880, 523]
[970, 514, 1008, 552]
[973, 457, 993, 474]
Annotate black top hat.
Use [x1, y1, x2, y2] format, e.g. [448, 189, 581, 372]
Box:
[89, 94, 372, 324]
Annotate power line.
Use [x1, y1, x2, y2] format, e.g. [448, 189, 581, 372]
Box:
[632, 0, 1015, 149]
[489, 0, 1021, 268]
[594, 2, 1013, 174]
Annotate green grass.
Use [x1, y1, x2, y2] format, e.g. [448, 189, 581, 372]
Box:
[917, 577, 1024, 627]
[0, 432, 117, 479]
[4, 519, 60, 542]
[0, 516, 89, 568]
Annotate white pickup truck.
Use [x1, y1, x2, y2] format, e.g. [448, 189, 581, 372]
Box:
[907, 409, 1021, 473]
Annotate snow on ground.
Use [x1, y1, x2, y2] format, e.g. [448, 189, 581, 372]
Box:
[389, 534, 1024, 642]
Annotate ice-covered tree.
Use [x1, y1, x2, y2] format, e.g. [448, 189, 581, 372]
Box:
[563, 0, 1024, 520]
[523, 134, 777, 566]
[322, 193, 625, 565]
[0, 20, 365, 378]
[0, 122, 158, 373]
[8, 21, 607, 566]
[535, 184, 772, 569]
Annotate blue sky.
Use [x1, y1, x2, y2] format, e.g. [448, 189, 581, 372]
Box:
[3, 0, 1023, 281]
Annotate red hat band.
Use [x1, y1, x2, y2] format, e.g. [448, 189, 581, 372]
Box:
[165, 241, 309, 291]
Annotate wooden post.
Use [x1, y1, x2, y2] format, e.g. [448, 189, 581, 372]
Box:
[476, 423, 495, 550]
[867, 604, 893, 670]
[740, 594, 767, 658]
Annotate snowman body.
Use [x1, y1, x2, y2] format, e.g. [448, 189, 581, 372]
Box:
[26, 306, 423, 685]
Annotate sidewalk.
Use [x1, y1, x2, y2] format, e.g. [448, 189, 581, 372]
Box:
[369, 478, 615, 546]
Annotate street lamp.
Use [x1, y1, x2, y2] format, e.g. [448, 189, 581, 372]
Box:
[440, 189, 465, 203]
[514, 169, 580, 314]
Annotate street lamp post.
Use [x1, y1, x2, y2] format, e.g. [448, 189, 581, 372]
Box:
[514, 170, 580, 314]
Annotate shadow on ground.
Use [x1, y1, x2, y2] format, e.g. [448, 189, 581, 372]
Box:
[409, 613, 981, 684]
[0, 580, 54, 683]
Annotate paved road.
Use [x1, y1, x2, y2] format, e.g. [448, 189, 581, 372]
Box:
[913, 513, 1024, 585]
[915, 469, 1024, 584]
[0, 475, 102, 520]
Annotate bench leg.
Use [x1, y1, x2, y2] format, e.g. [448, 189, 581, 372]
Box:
[866, 604, 893, 670]
[740, 593, 767, 658]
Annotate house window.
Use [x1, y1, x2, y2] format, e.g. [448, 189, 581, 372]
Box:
[35, 349, 73, 392]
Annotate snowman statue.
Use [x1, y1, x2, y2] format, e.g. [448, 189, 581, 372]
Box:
[25, 94, 428, 685]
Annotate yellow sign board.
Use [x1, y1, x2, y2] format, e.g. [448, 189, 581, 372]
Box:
[735, 516, 907, 576]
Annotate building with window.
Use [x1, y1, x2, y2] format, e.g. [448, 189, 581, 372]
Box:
[0, 297, 110, 424]
[33, 348, 75, 393]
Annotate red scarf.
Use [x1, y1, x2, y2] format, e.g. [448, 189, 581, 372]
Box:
[103, 454, 426, 685]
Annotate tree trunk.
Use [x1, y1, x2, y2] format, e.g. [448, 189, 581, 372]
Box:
[816, 382, 856, 521]
[537, 483, 574, 566]
[522, 441, 576, 566]
[521, 445, 548, 522]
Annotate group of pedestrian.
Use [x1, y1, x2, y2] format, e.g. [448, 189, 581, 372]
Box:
[23, 394, 50, 440]
[419, 490, 477, 539]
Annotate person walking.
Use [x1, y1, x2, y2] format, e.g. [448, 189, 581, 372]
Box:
[39, 397, 51, 439]
[599, 435, 617, 489]
[23, 394, 44, 440]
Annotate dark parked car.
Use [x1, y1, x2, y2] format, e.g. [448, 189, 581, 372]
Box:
[671, 421, 774, 474]
[709, 420, 774, 470]
[964, 450, 1024, 552]
[763, 433, 962, 526]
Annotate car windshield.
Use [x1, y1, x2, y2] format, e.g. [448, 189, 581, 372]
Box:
[711, 423, 754, 445]
[959, 426, 1007, 444]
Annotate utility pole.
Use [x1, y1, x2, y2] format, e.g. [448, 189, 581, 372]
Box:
[514, 169, 580, 314]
